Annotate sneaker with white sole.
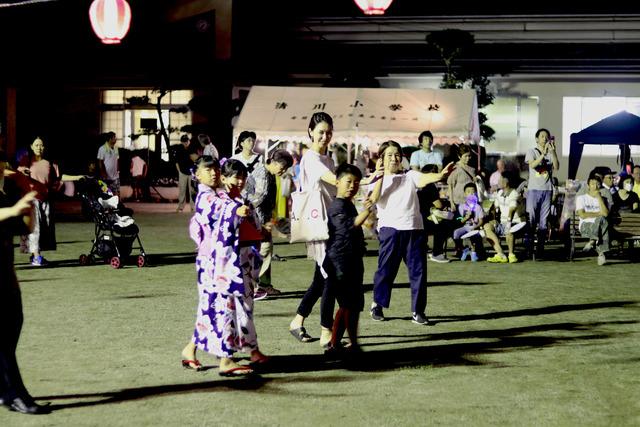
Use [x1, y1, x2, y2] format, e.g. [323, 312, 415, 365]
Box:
[370, 305, 384, 321]
[508, 253, 519, 263]
[411, 312, 430, 325]
[428, 254, 450, 263]
[30, 255, 48, 267]
[597, 253, 606, 266]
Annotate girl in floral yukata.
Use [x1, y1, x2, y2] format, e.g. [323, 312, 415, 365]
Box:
[181, 156, 267, 377]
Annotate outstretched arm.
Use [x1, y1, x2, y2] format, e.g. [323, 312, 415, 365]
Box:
[417, 162, 455, 188]
[0, 191, 36, 230]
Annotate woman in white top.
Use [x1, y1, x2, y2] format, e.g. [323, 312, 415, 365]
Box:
[368, 141, 454, 325]
[231, 131, 262, 173]
[289, 112, 381, 347]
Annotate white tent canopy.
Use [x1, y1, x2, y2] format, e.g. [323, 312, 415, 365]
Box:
[233, 86, 480, 150]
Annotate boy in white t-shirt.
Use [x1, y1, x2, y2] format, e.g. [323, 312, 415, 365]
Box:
[368, 141, 454, 325]
[576, 175, 610, 266]
[484, 173, 525, 263]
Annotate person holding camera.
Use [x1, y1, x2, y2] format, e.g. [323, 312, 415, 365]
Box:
[525, 128, 559, 259]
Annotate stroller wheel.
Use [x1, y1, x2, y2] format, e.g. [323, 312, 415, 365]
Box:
[79, 254, 89, 266]
[136, 255, 146, 268]
[110, 256, 122, 269]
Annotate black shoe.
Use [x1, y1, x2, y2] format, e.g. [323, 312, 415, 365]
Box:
[370, 305, 385, 321]
[6, 397, 50, 415]
[411, 312, 430, 325]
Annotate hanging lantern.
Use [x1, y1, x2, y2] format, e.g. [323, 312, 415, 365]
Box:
[353, 0, 393, 15]
[89, 0, 132, 44]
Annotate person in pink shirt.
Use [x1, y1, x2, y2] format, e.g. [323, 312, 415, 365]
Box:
[129, 152, 148, 201]
[18, 137, 58, 267]
[489, 159, 506, 193]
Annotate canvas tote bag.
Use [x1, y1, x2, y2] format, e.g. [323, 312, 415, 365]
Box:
[289, 164, 329, 243]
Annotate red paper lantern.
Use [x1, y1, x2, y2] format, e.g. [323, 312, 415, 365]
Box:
[353, 0, 393, 15]
[89, 0, 132, 44]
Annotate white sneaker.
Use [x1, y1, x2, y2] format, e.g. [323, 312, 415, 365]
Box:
[582, 241, 594, 252]
[597, 253, 606, 266]
[428, 254, 450, 263]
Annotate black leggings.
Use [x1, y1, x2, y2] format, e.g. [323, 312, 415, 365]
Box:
[296, 263, 335, 329]
[0, 288, 29, 402]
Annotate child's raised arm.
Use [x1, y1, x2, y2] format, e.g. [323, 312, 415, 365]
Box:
[354, 198, 374, 227]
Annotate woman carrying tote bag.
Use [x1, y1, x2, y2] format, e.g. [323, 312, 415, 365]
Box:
[288, 112, 382, 348]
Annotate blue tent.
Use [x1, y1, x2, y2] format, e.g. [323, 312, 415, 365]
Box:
[569, 110, 640, 179]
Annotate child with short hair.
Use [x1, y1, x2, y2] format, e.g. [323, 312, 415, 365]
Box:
[452, 182, 485, 262]
[325, 163, 374, 353]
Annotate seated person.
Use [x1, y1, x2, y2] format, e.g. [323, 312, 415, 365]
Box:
[602, 170, 618, 195]
[484, 173, 525, 263]
[576, 175, 610, 266]
[579, 168, 614, 208]
[418, 164, 455, 263]
[612, 175, 639, 214]
[452, 183, 485, 262]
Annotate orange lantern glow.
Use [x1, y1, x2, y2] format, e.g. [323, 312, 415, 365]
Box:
[89, 0, 131, 44]
[353, 0, 393, 15]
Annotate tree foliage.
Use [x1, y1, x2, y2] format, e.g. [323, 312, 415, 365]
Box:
[426, 29, 496, 142]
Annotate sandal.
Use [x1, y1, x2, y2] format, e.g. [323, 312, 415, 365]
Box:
[250, 355, 271, 365]
[181, 359, 203, 371]
[219, 366, 254, 377]
[289, 327, 313, 343]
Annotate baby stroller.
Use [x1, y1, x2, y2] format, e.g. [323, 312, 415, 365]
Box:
[76, 178, 147, 268]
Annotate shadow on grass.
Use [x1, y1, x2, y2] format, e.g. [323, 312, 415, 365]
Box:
[15, 259, 87, 270]
[37, 374, 353, 411]
[115, 293, 178, 299]
[361, 281, 493, 293]
[15, 256, 151, 270]
[270, 254, 308, 261]
[358, 319, 638, 347]
[430, 300, 638, 323]
[145, 252, 195, 267]
[35, 317, 634, 412]
[261, 290, 307, 301]
[264, 318, 637, 374]
[39, 376, 272, 410]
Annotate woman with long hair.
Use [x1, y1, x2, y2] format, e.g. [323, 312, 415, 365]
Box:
[288, 112, 382, 348]
[18, 137, 58, 266]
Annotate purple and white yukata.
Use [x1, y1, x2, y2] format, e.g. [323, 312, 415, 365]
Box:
[188, 184, 260, 358]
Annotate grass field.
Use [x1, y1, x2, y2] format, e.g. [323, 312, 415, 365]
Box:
[2, 208, 639, 426]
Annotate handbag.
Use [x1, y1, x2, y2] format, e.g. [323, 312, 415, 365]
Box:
[289, 190, 329, 243]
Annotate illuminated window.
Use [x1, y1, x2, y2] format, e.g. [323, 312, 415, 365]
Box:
[483, 96, 539, 154]
[101, 111, 124, 147]
[101, 89, 193, 160]
[563, 97, 640, 157]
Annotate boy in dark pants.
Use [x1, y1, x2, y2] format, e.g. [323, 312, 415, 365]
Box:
[325, 163, 374, 353]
